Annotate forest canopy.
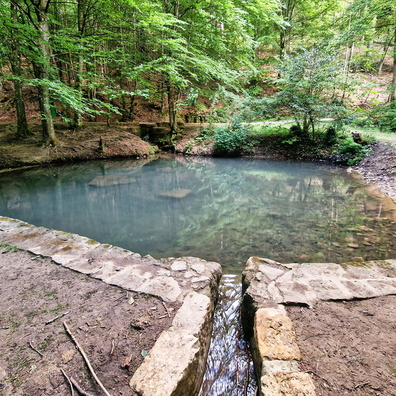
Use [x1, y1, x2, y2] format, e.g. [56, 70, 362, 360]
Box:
[0, 0, 395, 145]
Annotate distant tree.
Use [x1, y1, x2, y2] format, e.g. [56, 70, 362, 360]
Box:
[273, 46, 345, 136]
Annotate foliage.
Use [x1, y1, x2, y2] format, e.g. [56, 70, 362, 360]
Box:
[273, 46, 347, 136]
[337, 136, 372, 165]
[213, 122, 249, 155]
[369, 102, 396, 132]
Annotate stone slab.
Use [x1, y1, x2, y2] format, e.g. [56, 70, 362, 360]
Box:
[130, 292, 214, 396]
[243, 256, 396, 307]
[261, 372, 317, 396]
[88, 175, 137, 187]
[159, 188, 192, 199]
[254, 308, 301, 361]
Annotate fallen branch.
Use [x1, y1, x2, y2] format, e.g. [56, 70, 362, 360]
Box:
[304, 370, 332, 386]
[28, 340, 44, 357]
[63, 321, 112, 396]
[70, 377, 96, 396]
[162, 301, 171, 318]
[354, 382, 370, 389]
[46, 311, 69, 325]
[60, 368, 75, 396]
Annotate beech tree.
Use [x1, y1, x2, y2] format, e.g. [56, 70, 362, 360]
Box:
[274, 46, 344, 135]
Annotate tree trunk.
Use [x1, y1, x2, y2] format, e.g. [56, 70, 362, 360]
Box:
[341, 42, 354, 102]
[167, 82, 178, 133]
[390, 29, 396, 102]
[9, 1, 30, 138]
[378, 35, 392, 75]
[71, 0, 85, 130]
[34, 0, 58, 146]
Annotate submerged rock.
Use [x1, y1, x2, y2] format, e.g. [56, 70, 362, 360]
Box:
[88, 174, 137, 187]
[159, 188, 192, 199]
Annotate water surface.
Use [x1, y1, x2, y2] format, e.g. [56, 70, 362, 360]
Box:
[1, 156, 395, 273]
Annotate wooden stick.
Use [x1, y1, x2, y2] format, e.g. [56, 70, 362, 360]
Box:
[28, 340, 44, 357]
[46, 311, 69, 325]
[60, 368, 75, 396]
[110, 339, 115, 355]
[70, 377, 95, 396]
[63, 321, 112, 396]
[162, 301, 171, 317]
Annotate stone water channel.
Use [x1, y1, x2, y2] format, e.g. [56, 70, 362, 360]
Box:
[1, 156, 396, 394]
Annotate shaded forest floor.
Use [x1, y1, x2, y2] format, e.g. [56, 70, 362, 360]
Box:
[0, 122, 155, 171]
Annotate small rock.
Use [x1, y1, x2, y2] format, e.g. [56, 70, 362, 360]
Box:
[62, 349, 75, 363]
[171, 260, 187, 271]
[159, 188, 192, 199]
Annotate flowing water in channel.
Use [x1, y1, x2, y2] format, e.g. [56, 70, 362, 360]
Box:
[199, 275, 257, 396]
[1, 156, 396, 394]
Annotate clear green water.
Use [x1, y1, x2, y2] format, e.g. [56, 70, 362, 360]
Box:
[1, 156, 395, 273]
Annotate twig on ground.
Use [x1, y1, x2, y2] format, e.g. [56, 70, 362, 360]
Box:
[45, 311, 69, 325]
[162, 301, 170, 317]
[110, 339, 115, 355]
[60, 368, 75, 396]
[303, 333, 330, 341]
[63, 321, 112, 396]
[28, 340, 44, 357]
[354, 382, 370, 389]
[70, 377, 95, 396]
[304, 370, 333, 386]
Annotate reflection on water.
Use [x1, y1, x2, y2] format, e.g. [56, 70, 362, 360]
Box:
[0, 156, 396, 273]
[199, 275, 256, 396]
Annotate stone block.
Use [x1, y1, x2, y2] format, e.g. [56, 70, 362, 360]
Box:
[262, 359, 299, 375]
[254, 308, 301, 361]
[260, 372, 316, 396]
[130, 292, 214, 396]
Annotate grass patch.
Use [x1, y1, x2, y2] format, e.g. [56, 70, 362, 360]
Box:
[0, 241, 19, 252]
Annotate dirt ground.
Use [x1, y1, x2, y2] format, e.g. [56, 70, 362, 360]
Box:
[0, 122, 154, 170]
[287, 297, 396, 396]
[0, 247, 177, 396]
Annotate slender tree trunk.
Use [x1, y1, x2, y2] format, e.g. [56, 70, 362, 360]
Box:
[35, 0, 58, 146]
[390, 29, 396, 102]
[9, 1, 30, 138]
[167, 82, 178, 133]
[378, 34, 392, 75]
[71, 0, 85, 129]
[341, 42, 354, 102]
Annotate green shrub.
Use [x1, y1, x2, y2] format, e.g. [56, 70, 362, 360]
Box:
[370, 102, 396, 132]
[338, 137, 372, 165]
[323, 126, 337, 146]
[213, 123, 248, 154]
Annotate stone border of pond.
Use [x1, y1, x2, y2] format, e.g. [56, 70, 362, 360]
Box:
[242, 256, 396, 396]
[2, 216, 396, 395]
[0, 216, 222, 396]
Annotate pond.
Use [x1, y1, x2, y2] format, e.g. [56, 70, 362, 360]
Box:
[0, 156, 395, 274]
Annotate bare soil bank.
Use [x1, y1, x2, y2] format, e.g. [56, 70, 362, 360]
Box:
[0, 122, 154, 170]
